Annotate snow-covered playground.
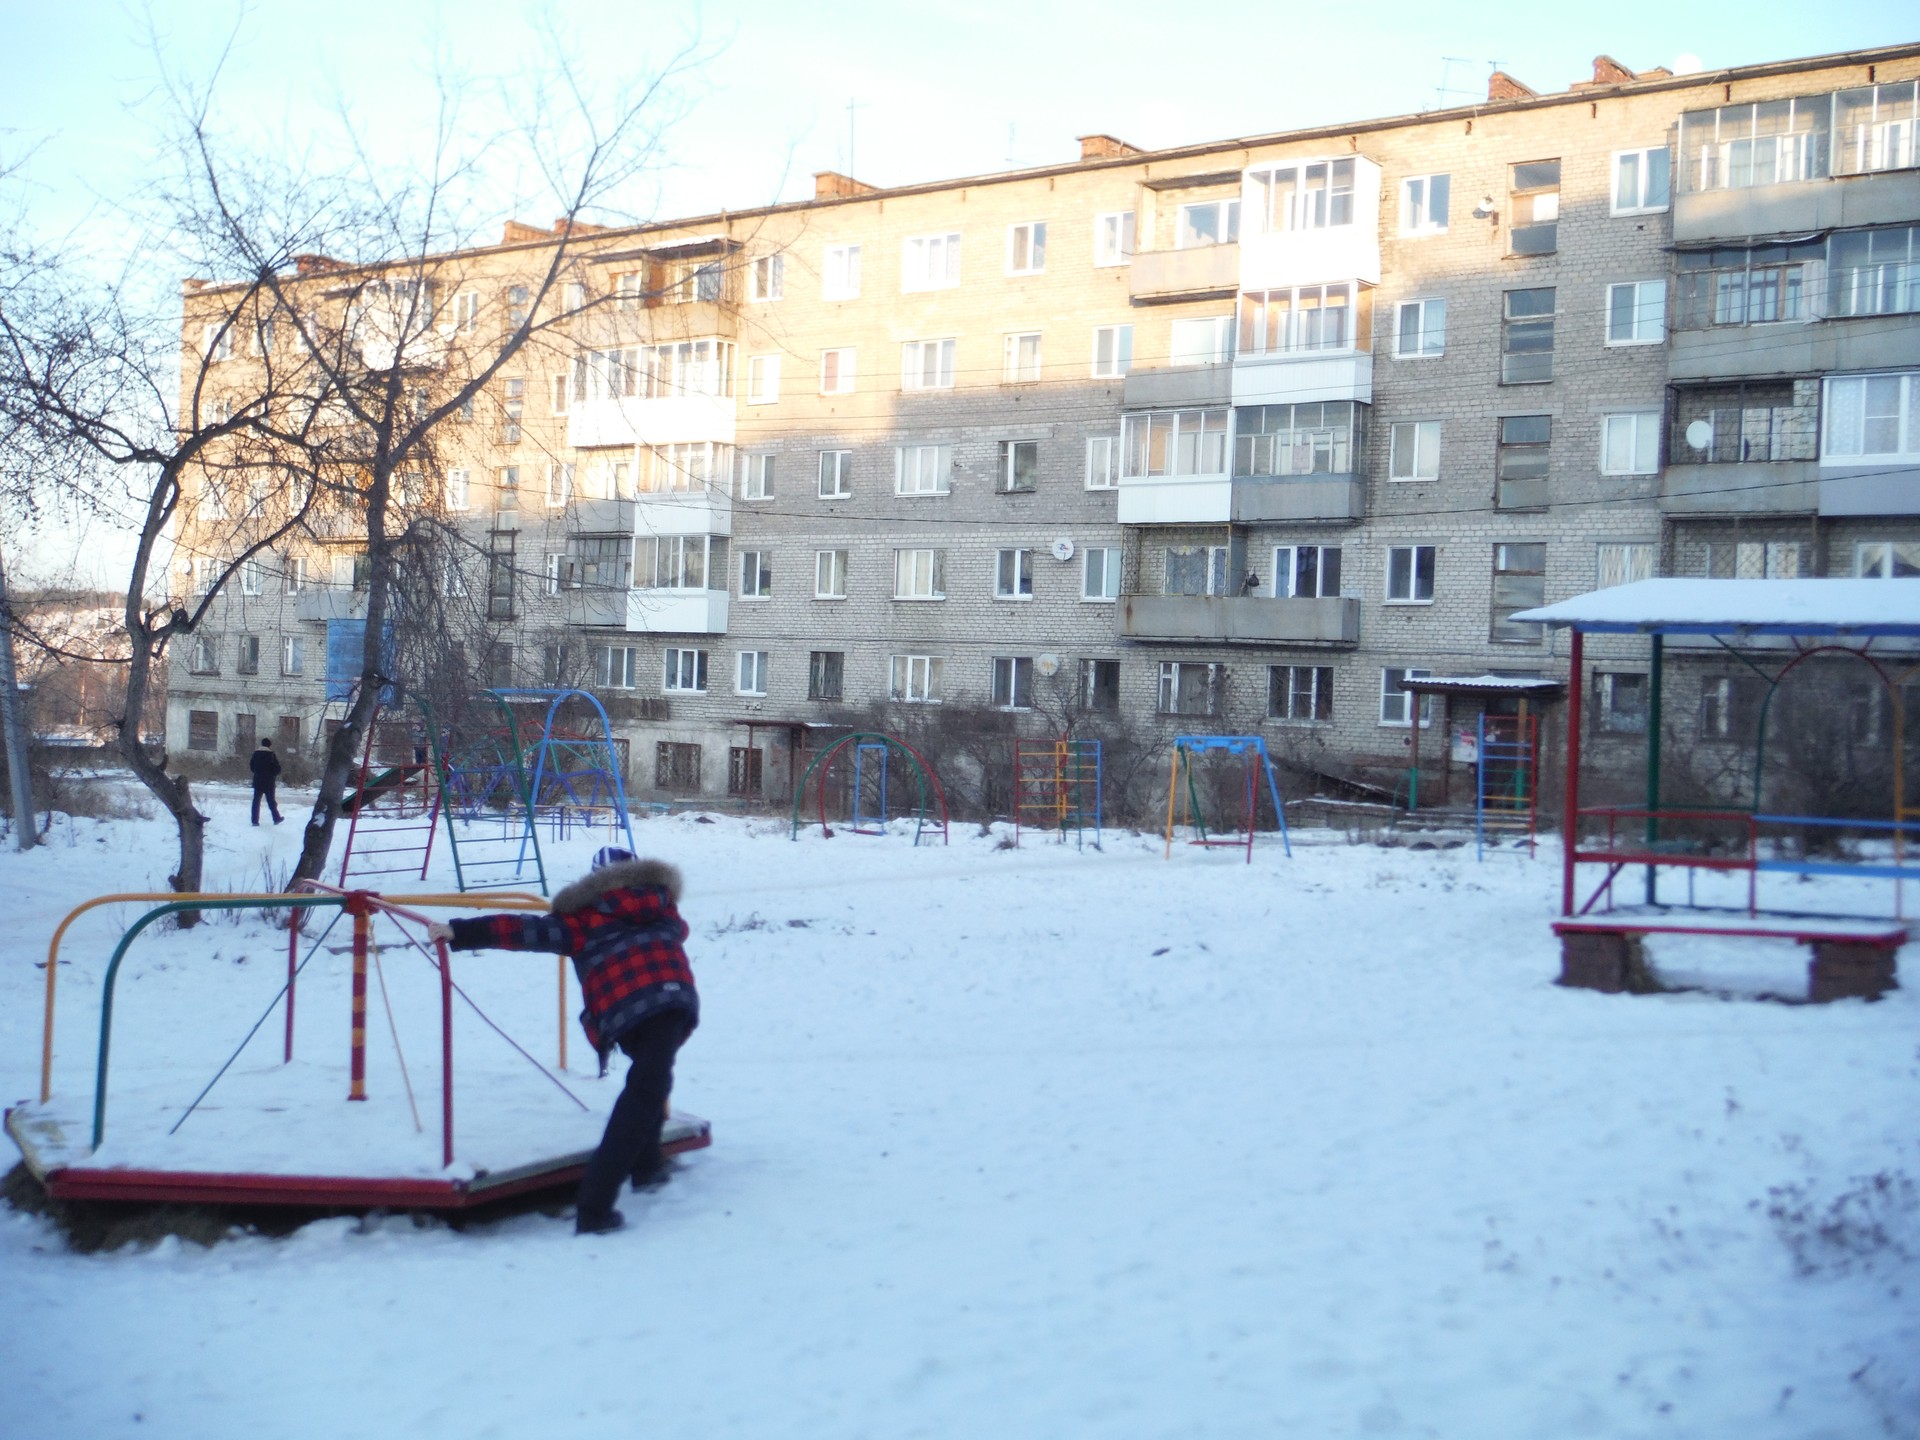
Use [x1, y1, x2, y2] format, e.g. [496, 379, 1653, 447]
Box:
[2, 782, 1916, 1439]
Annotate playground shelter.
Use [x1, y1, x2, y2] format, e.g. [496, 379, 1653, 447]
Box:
[1511, 577, 1920, 1000]
[1399, 674, 1562, 859]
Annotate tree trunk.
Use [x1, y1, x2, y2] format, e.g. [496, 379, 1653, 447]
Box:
[0, 550, 37, 850]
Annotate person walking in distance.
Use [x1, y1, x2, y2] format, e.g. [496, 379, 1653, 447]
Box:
[250, 737, 284, 825]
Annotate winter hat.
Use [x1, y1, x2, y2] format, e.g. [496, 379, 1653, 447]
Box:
[591, 846, 635, 871]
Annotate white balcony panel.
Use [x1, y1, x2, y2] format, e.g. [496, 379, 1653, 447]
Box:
[1238, 159, 1382, 289]
[1116, 474, 1231, 526]
[1231, 351, 1373, 407]
[635, 487, 733, 537]
[293, 587, 367, 623]
[624, 588, 729, 634]
[567, 394, 735, 450]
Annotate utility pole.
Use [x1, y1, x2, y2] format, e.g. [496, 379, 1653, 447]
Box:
[0, 547, 39, 849]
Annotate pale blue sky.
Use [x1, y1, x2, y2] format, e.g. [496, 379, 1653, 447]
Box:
[5, 0, 1916, 246]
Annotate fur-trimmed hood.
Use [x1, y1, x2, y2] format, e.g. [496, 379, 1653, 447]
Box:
[551, 858, 683, 915]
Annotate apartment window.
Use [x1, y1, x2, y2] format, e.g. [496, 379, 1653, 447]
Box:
[1401, 173, 1450, 234]
[1678, 98, 1830, 193]
[1675, 243, 1819, 328]
[540, 463, 571, 509]
[1085, 435, 1119, 489]
[1389, 421, 1441, 481]
[999, 440, 1039, 492]
[818, 450, 852, 498]
[446, 469, 471, 511]
[281, 635, 305, 676]
[890, 655, 944, 703]
[1612, 147, 1672, 214]
[1600, 413, 1661, 475]
[992, 657, 1035, 710]
[1238, 285, 1366, 356]
[1597, 542, 1656, 588]
[893, 548, 947, 600]
[1834, 81, 1920, 176]
[554, 535, 631, 592]
[1170, 315, 1237, 365]
[746, 355, 780, 404]
[1122, 408, 1230, 479]
[1269, 665, 1334, 723]
[815, 550, 849, 599]
[1855, 540, 1920, 578]
[739, 549, 772, 599]
[187, 710, 218, 750]
[1082, 659, 1120, 712]
[236, 635, 260, 675]
[808, 650, 845, 701]
[507, 285, 530, 329]
[1235, 402, 1359, 477]
[1823, 372, 1920, 463]
[276, 715, 301, 752]
[663, 648, 709, 694]
[1385, 545, 1436, 604]
[443, 557, 466, 597]
[902, 233, 962, 292]
[750, 255, 784, 302]
[1092, 325, 1133, 378]
[282, 556, 308, 595]
[1606, 280, 1667, 345]
[190, 636, 219, 674]
[641, 441, 733, 493]
[995, 548, 1034, 600]
[1157, 661, 1222, 716]
[645, 535, 725, 590]
[1163, 545, 1229, 597]
[500, 377, 524, 443]
[595, 645, 639, 689]
[453, 291, 480, 332]
[238, 559, 263, 596]
[664, 261, 722, 304]
[485, 643, 514, 690]
[1508, 160, 1561, 255]
[1700, 676, 1766, 740]
[1176, 198, 1240, 248]
[1380, 667, 1435, 728]
[1596, 672, 1649, 734]
[1491, 543, 1547, 642]
[1247, 158, 1355, 233]
[1272, 544, 1342, 598]
[740, 453, 775, 500]
[895, 444, 953, 495]
[820, 347, 855, 394]
[203, 323, 234, 362]
[1002, 332, 1043, 384]
[1094, 211, 1136, 266]
[736, 650, 769, 696]
[1704, 541, 1805, 579]
[1007, 222, 1047, 275]
[1830, 225, 1920, 317]
[655, 742, 702, 793]
[1501, 288, 1555, 383]
[610, 272, 641, 308]
[1083, 546, 1122, 601]
[496, 466, 519, 510]
[1497, 415, 1552, 507]
[635, 339, 735, 398]
[551, 372, 571, 416]
[902, 339, 956, 390]
[822, 244, 861, 300]
[728, 746, 764, 798]
[1395, 298, 1445, 358]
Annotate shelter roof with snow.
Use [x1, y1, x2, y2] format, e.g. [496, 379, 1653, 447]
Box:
[1510, 578, 1920, 637]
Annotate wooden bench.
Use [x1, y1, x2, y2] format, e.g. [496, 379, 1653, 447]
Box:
[1552, 910, 1906, 1002]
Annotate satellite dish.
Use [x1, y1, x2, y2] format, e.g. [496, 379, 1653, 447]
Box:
[1050, 537, 1075, 562]
[1035, 653, 1061, 677]
[1684, 419, 1713, 451]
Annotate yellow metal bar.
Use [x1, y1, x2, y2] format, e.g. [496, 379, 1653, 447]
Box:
[1163, 748, 1179, 860]
[40, 888, 554, 1105]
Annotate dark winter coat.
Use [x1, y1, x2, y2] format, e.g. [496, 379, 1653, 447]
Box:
[444, 858, 697, 1061]
[249, 747, 282, 786]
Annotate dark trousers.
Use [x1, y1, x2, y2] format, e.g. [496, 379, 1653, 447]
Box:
[251, 781, 282, 824]
[576, 1010, 692, 1220]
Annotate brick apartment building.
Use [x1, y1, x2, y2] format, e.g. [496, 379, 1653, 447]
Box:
[165, 43, 1920, 814]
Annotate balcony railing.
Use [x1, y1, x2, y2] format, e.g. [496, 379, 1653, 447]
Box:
[1128, 244, 1240, 303]
[1118, 593, 1359, 645]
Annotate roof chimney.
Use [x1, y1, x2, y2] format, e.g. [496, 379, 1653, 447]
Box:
[501, 219, 551, 245]
[1488, 71, 1538, 102]
[292, 254, 343, 276]
[813, 171, 879, 200]
[552, 217, 609, 236]
[1572, 55, 1639, 90]
[1077, 134, 1144, 161]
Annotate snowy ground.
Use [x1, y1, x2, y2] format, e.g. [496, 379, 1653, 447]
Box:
[2, 781, 1917, 1439]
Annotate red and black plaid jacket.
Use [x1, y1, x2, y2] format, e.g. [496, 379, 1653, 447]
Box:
[446, 858, 696, 1057]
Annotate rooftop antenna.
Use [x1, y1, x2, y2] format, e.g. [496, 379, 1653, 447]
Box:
[1435, 56, 1481, 109]
[1007, 123, 1017, 166]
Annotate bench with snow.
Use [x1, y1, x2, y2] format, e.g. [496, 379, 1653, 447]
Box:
[1552, 911, 1905, 1002]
